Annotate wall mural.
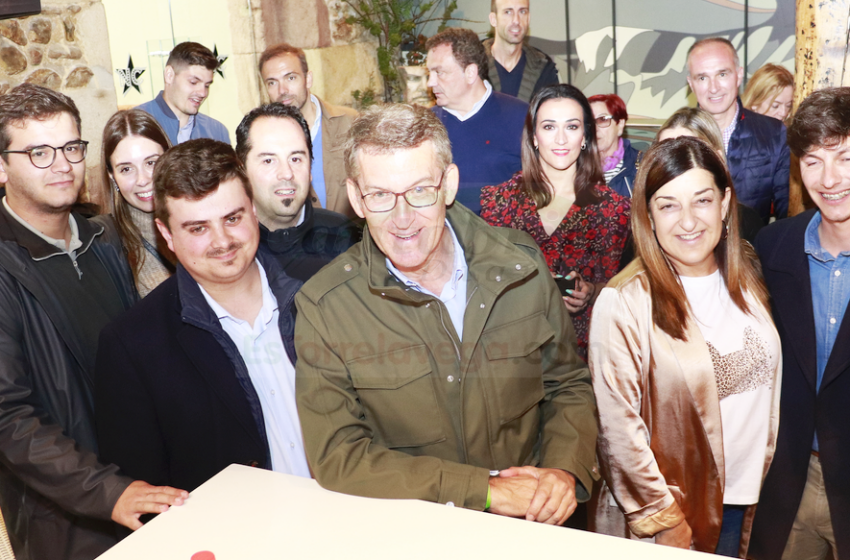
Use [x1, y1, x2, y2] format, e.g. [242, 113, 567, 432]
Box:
[456, 0, 795, 122]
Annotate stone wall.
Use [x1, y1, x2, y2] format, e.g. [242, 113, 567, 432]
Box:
[225, 0, 382, 115]
[0, 0, 117, 205]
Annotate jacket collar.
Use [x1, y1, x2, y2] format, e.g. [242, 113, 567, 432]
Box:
[0, 203, 103, 260]
[730, 97, 755, 140]
[482, 38, 548, 70]
[759, 210, 818, 388]
[780, 210, 850, 391]
[259, 202, 314, 254]
[361, 203, 539, 302]
[153, 90, 179, 122]
[176, 248, 301, 327]
[317, 96, 342, 120]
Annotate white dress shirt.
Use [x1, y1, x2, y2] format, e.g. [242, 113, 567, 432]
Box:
[199, 261, 311, 477]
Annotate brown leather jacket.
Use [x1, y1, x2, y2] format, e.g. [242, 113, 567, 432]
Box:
[313, 97, 357, 219]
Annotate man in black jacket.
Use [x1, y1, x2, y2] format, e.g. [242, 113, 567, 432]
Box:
[750, 88, 850, 560]
[236, 103, 358, 282]
[0, 84, 186, 560]
[96, 139, 311, 500]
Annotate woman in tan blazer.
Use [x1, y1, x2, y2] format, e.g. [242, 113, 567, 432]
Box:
[588, 136, 781, 556]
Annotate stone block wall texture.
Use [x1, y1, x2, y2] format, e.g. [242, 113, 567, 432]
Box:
[231, 0, 382, 110]
[0, 0, 118, 206]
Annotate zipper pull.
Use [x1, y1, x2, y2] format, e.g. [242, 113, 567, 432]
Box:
[72, 259, 82, 280]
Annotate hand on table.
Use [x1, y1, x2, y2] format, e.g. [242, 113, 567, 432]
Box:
[112, 480, 189, 530]
[490, 466, 577, 525]
[488, 471, 539, 518]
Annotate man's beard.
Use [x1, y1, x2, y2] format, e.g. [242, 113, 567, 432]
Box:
[272, 180, 303, 212]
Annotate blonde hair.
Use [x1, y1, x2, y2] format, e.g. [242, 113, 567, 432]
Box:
[742, 63, 794, 121]
[344, 103, 452, 181]
[657, 107, 725, 162]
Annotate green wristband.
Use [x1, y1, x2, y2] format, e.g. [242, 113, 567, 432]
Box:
[485, 485, 492, 510]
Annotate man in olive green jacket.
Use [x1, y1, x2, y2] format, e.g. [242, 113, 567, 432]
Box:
[295, 103, 597, 524]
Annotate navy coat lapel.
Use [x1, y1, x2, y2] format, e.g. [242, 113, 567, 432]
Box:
[822, 311, 850, 390]
[760, 212, 818, 391]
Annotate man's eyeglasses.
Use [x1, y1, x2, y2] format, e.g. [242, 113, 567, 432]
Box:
[2, 140, 89, 169]
[595, 115, 615, 129]
[359, 172, 445, 213]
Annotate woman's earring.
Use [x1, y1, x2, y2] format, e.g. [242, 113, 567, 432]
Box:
[721, 219, 729, 240]
[111, 178, 120, 193]
[581, 141, 587, 151]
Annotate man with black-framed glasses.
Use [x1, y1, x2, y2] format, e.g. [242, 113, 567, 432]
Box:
[0, 83, 187, 560]
[295, 103, 597, 525]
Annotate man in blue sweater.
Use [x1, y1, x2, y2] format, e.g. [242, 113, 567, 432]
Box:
[426, 28, 528, 215]
[137, 42, 230, 146]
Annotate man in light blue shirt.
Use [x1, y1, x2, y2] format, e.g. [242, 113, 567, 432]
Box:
[751, 87, 850, 560]
[96, 139, 309, 499]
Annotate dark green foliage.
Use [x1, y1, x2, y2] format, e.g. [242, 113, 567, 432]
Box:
[343, 0, 466, 102]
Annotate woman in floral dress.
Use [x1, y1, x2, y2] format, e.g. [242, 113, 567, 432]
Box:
[481, 84, 630, 360]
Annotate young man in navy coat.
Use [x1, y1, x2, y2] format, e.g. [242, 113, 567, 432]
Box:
[750, 88, 850, 560]
[96, 139, 310, 497]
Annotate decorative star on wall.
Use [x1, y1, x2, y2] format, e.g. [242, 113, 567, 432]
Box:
[213, 45, 228, 78]
[116, 56, 146, 95]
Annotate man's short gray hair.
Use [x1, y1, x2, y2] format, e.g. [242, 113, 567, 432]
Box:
[687, 37, 740, 72]
[344, 103, 453, 182]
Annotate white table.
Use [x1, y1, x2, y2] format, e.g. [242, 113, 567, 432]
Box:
[98, 465, 713, 559]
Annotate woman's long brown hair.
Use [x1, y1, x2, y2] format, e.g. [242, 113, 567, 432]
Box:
[520, 84, 604, 208]
[100, 110, 171, 284]
[632, 136, 769, 340]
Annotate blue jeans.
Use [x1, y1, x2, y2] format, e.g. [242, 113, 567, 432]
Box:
[715, 504, 746, 557]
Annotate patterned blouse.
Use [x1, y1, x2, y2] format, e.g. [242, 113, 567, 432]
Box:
[480, 171, 631, 360]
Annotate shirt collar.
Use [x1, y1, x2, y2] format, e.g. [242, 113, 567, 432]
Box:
[721, 102, 740, 152]
[385, 219, 467, 298]
[309, 94, 322, 141]
[443, 81, 493, 122]
[177, 114, 195, 144]
[803, 211, 850, 262]
[198, 258, 278, 327]
[2, 196, 81, 253]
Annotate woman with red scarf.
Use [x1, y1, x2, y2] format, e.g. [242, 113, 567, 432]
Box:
[589, 94, 641, 198]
